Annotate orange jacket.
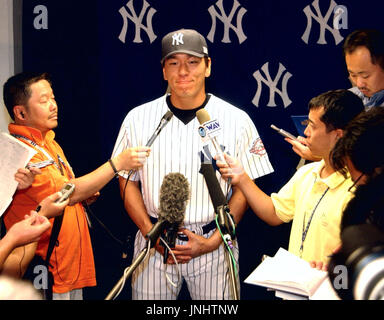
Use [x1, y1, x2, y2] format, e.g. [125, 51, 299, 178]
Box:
[4, 124, 96, 293]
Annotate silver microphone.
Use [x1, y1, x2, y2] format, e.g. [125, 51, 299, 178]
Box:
[196, 109, 225, 162]
[196, 109, 231, 185]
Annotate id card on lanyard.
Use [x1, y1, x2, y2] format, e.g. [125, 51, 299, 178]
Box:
[11, 134, 72, 178]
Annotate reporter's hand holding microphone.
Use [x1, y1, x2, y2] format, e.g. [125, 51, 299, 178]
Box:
[215, 153, 246, 186]
[112, 146, 151, 172]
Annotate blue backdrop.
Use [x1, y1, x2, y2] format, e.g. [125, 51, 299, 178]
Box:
[20, 0, 384, 300]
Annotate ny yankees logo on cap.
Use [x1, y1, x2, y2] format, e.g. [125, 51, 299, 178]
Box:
[161, 29, 209, 63]
[172, 33, 184, 46]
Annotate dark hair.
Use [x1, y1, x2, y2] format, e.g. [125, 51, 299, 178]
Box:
[343, 29, 384, 70]
[341, 173, 384, 232]
[308, 89, 364, 132]
[331, 107, 384, 178]
[3, 72, 50, 120]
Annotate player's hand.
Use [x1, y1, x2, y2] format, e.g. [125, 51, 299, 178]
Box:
[284, 136, 321, 161]
[164, 229, 214, 264]
[15, 167, 41, 190]
[216, 153, 245, 185]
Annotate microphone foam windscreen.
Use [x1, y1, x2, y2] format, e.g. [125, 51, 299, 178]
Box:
[159, 173, 190, 224]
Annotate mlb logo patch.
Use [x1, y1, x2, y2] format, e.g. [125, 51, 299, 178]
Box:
[249, 138, 266, 156]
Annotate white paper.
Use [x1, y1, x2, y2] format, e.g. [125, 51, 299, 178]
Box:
[0, 132, 36, 216]
[310, 276, 340, 300]
[244, 248, 328, 297]
[274, 289, 308, 300]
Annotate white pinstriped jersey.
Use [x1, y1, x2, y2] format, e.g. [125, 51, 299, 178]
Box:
[112, 93, 273, 300]
[112, 93, 273, 225]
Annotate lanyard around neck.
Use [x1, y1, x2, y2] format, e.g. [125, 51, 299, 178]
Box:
[299, 185, 330, 257]
[11, 133, 68, 177]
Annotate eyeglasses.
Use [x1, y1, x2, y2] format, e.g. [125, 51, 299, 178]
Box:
[348, 173, 364, 192]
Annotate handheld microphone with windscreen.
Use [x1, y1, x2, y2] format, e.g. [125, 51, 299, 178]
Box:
[146, 172, 190, 260]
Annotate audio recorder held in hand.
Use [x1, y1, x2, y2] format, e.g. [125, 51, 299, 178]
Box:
[35, 182, 75, 213]
[55, 182, 75, 203]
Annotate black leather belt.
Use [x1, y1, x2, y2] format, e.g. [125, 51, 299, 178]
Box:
[149, 217, 217, 241]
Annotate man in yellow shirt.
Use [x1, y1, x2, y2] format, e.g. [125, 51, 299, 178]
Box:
[217, 89, 364, 265]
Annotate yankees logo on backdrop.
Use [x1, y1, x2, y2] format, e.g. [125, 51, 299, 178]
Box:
[207, 0, 247, 44]
[118, 0, 157, 43]
[116, 0, 296, 109]
[301, 0, 348, 45]
[117, 0, 248, 45]
[253, 62, 292, 108]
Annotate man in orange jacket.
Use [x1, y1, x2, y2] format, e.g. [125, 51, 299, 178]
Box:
[2, 72, 150, 299]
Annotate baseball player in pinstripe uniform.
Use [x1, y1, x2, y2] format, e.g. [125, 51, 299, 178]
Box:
[112, 29, 273, 300]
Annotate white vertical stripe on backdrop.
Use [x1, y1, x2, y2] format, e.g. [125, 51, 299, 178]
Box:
[0, 0, 15, 132]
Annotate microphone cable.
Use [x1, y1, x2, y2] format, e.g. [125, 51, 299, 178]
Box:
[215, 214, 238, 277]
[82, 201, 123, 246]
[159, 236, 182, 289]
[111, 236, 182, 300]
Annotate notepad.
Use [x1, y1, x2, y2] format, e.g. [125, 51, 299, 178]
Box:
[244, 248, 328, 298]
[0, 132, 36, 216]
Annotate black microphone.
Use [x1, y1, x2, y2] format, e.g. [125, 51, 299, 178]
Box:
[200, 163, 227, 210]
[146, 173, 190, 260]
[146, 110, 173, 147]
[125, 110, 173, 180]
[200, 163, 235, 242]
[105, 172, 186, 301]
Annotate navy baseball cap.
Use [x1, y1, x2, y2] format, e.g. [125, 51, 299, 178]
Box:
[161, 29, 209, 63]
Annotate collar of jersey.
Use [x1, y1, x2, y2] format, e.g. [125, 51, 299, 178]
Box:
[166, 94, 211, 125]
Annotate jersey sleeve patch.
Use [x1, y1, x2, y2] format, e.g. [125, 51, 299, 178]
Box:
[249, 137, 267, 156]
